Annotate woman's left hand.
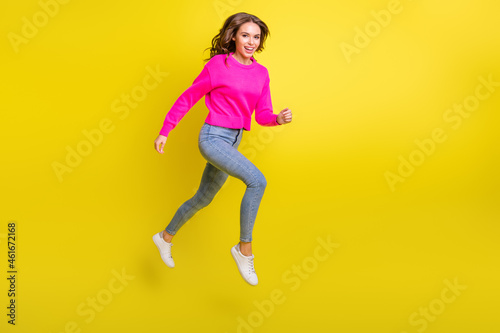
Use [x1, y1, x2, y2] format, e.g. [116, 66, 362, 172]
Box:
[277, 108, 292, 125]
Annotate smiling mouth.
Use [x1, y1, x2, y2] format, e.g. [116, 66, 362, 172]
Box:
[244, 47, 254, 51]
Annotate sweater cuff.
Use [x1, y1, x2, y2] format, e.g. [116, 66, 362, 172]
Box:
[159, 127, 171, 137]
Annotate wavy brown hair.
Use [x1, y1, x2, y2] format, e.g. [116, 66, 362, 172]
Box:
[203, 12, 270, 67]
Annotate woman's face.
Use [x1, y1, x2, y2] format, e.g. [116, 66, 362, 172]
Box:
[232, 22, 261, 62]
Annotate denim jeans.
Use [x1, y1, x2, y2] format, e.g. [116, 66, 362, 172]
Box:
[164, 122, 267, 242]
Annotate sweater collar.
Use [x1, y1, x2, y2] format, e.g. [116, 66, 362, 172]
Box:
[228, 52, 257, 69]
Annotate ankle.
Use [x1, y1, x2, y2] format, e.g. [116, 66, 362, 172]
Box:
[239, 242, 252, 256]
[162, 230, 173, 243]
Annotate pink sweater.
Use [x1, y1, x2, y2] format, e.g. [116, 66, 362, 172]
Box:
[159, 52, 280, 137]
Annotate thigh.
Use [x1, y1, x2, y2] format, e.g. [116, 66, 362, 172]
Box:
[199, 134, 263, 186]
[199, 122, 241, 147]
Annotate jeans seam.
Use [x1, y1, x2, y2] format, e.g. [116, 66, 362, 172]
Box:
[205, 137, 260, 242]
[206, 137, 260, 186]
[202, 164, 226, 206]
[233, 128, 242, 145]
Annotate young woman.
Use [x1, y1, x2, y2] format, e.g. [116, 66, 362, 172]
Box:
[152, 12, 292, 286]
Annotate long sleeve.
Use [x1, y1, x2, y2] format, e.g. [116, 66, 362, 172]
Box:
[159, 65, 212, 137]
[254, 75, 280, 126]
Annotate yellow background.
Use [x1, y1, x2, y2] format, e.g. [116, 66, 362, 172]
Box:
[1, 0, 499, 332]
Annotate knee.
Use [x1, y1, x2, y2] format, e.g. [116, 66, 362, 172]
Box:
[193, 190, 214, 209]
[252, 172, 267, 190]
[260, 175, 267, 189]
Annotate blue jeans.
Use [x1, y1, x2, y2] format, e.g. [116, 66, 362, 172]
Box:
[164, 122, 267, 242]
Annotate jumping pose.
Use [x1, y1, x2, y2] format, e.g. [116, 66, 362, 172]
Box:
[152, 12, 292, 286]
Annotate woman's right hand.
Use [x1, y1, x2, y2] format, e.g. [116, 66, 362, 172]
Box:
[154, 134, 167, 154]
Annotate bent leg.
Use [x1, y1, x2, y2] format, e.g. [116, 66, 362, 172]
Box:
[199, 137, 267, 243]
[165, 162, 228, 235]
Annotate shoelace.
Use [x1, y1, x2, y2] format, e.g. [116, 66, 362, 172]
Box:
[247, 256, 255, 274]
[167, 243, 173, 258]
[162, 242, 173, 258]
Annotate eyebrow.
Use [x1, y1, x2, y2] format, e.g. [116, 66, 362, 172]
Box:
[241, 32, 260, 36]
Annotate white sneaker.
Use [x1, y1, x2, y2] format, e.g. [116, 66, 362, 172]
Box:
[231, 243, 258, 286]
[152, 231, 175, 268]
